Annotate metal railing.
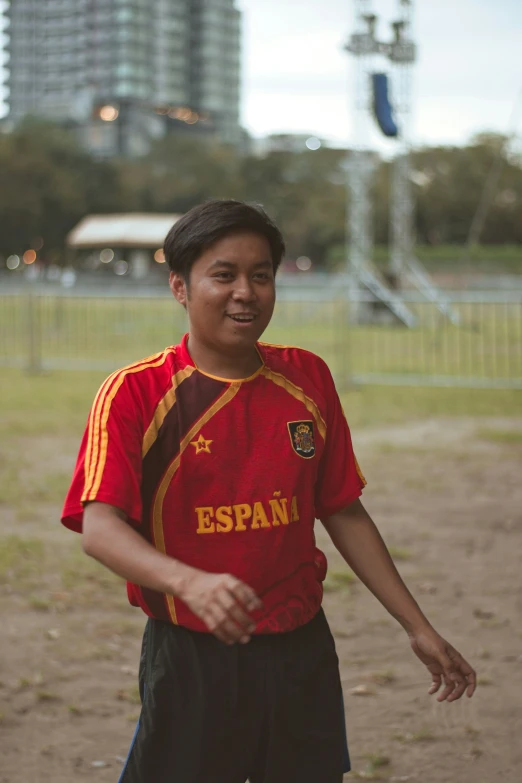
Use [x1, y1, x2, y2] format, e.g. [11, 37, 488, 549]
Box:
[1, 286, 521, 389]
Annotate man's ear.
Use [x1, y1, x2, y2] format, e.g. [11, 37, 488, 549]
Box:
[169, 272, 188, 308]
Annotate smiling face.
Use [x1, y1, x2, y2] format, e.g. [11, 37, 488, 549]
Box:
[169, 231, 276, 371]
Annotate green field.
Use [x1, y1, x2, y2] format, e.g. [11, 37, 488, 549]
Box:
[328, 243, 522, 273]
[0, 296, 521, 783]
[1, 294, 521, 389]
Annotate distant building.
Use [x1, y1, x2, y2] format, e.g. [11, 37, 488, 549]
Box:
[2, 0, 242, 156]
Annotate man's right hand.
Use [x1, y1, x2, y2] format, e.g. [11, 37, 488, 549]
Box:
[177, 569, 263, 645]
[82, 504, 262, 644]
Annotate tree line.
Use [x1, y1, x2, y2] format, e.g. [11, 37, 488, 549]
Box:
[1, 120, 521, 269]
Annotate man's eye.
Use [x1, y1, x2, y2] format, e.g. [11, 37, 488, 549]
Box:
[215, 272, 233, 280]
[254, 273, 271, 280]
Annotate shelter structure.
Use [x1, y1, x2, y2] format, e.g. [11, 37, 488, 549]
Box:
[66, 213, 180, 279]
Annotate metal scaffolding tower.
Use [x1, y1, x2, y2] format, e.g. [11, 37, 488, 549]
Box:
[388, 0, 416, 287]
[345, 1, 377, 276]
[345, 0, 458, 326]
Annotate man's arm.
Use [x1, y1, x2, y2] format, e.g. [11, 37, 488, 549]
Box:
[83, 502, 262, 645]
[322, 498, 476, 702]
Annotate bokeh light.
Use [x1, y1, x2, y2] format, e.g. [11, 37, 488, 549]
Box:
[99, 105, 119, 122]
[169, 106, 194, 122]
[296, 256, 312, 271]
[114, 260, 129, 276]
[6, 254, 20, 270]
[23, 249, 37, 264]
[100, 248, 114, 263]
[305, 136, 321, 151]
[154, 249, 165, 263]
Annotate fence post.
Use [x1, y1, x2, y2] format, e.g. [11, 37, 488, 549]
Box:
[26, 289, 42, 373]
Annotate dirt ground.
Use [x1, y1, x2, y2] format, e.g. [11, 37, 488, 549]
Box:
[1, 416, 522, 782]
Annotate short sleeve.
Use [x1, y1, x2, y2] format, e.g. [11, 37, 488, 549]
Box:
[61, 375, 143, 533]
[314, 363, 366, 520]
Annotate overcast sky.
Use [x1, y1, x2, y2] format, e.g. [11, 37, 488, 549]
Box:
[238, 0, 522, 149]
[1, 0, 521, 149]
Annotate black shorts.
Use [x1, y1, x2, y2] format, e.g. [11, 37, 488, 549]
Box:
[118, 608, 350, 783]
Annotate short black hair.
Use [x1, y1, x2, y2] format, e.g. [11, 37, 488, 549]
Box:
[163, 199, 285, 279]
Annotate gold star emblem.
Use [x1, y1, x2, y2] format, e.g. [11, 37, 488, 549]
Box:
[190, 434, 213, 455]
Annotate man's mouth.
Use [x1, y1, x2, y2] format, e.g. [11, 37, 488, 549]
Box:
[226, 313, 257, 323]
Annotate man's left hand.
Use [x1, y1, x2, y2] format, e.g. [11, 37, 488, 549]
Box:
[409, 627, 477, 702]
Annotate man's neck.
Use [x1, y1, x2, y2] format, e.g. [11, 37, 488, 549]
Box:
[187, 335, 262, 380]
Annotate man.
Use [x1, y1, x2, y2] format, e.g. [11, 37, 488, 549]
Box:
[62, 200, 476, 783]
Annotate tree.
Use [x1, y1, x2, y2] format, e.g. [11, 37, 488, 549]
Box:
[240, 148, 347, 264]
[0, 120, 129, 262]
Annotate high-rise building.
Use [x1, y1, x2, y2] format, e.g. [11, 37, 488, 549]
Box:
[2, 0, 242, 156]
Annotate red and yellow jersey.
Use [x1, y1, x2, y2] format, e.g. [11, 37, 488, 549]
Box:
[62, 334, 366, 633]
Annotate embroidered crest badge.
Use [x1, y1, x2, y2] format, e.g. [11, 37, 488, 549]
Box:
[287, 421, 316, 459]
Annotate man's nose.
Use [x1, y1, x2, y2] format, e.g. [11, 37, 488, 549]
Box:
[232, 277, 256, 301]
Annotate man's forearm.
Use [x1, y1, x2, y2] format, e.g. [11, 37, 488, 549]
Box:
[322, 499, 430, 635]
[82, 502, 196, 597]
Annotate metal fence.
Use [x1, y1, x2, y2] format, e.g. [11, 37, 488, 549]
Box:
[1, 286, 521, 390]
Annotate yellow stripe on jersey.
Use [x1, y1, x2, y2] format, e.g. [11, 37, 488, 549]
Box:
[354, 456, 367, 487]
[83, 373, 117, 504]
[260, 367, 327, 441]
[258, 340, 302, 350]
[82, 348, 177, 502]
[152, 383, 241, 624]
[141, 366, 196, 458]
[340, 403, 367, 487]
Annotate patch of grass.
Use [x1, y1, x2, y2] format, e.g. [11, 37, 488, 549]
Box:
[0, 449, 72, 510]
[371, 670, 397, 686]
[387, 546, 413, 561]
[36, 690, 61, 702]
[0, 454, 23, 505]
[1, 367, 522, 449]
[67, 704, 83, 715]
[0, 536, 45, 585]
[341, 386, 522, 429]
[404, 476, 445, 492]
[27, 596, 51, 612]
[349, 754, 391, 780]
[365, 754, 391, 772]
[117, 685, 141, 705]
[0, 370, 108, 439]
[393, 728, 436, 743]
[465, 726, 481, 738]
[61, 545, 123, 597]
[331, 570, 357, 586]
[479, 618, 507, 629]
[477, 428, 522, 445]
[2, 469, 72, 509]
[323, 569, 357, 593]
[477, 675, 493, 686]
[16, 503, 41, 523]
[31, 471, 72, 504]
